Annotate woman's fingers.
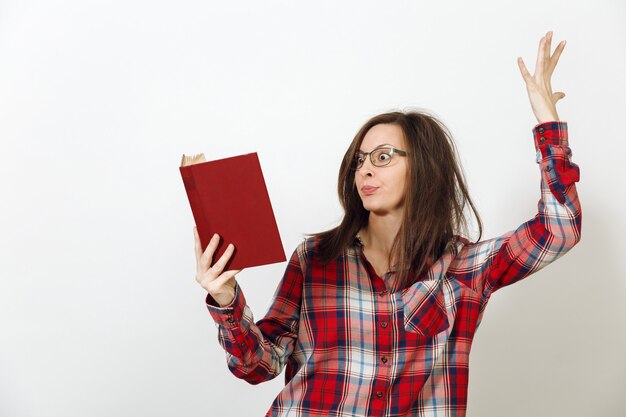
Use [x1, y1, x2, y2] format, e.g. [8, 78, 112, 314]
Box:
[547, 40, 566, 76]
[192, 228, 241, 296]
[199, 268, 241, 293]
[193, 227, 203, 263]
[199, 233, 221, 272]
[544, 31, 552, 67]
[532, 31, 566, 81]
[209, 243, 235, 276]
[517, 57, 539, 95]
[517, 57, 532, 84]
[195, 238, 235, 280]
[520, 31, 566, 85]
[553, 91, 566, 103]
[517, 31, 565, 123]
[534, 35, 546, 79]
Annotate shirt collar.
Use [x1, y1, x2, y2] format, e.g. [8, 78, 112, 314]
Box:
[353, 233, 463, 273]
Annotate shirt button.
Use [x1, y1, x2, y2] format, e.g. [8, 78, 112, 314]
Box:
[538, 127, 545, 133]
[379, 290, 387, 297]
[376, 391, 383, 399]
[539, 136, 546, 143]
[381, 356, 388, 363]
[381, 321, 388, 328]
[226, 317, 235, 323]
[545, 165, 552, 172]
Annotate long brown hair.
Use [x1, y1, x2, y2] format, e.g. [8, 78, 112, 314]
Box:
[309, 110, 483, 290]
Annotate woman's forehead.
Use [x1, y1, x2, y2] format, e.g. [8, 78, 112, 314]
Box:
[359, 123, 405, 151]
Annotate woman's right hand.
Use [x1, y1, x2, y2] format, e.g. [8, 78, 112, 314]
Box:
[194, 226, 242, 307]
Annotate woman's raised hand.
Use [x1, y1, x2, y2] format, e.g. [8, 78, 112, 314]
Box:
[517, 30, 567, 124]
[194, 226, 241, 307]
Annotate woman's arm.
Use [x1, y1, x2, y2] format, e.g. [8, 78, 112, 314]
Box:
[452, 31, 581, 305]
[465, 120, 580, 304]
[205, 245, 304, 385]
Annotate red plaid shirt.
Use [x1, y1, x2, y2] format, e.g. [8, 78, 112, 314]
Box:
[206, 121, 581, 416]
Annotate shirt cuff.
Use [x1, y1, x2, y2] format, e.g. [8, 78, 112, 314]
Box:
[205, 282, 246, 329]
[533, 120, 569, 152]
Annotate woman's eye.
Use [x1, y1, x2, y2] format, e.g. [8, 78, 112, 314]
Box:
[378, 152, 390, 161]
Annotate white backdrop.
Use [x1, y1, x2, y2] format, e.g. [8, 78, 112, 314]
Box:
[1, 1, 625, 416]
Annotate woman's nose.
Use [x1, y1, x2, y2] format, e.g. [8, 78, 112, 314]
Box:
[359, 165, 374, 177]
[359, 157, 375, 176]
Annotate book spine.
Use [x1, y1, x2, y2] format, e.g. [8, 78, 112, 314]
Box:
[182, 167, 212, 252]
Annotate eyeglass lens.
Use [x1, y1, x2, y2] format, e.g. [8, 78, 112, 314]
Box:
[353, 148, 393, 169]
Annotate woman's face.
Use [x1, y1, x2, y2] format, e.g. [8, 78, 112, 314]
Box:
[354, 123, 409, 216]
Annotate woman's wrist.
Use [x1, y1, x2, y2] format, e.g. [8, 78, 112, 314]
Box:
[537, 111, 560, 124]
[213, 290, 235, 308]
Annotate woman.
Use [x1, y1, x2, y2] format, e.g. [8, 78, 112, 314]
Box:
[193, 31, 581, 416]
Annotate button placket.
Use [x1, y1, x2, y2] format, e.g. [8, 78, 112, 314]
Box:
[368, 261, 392, 409]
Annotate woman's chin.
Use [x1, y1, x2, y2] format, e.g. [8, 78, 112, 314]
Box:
[363, 204, 391, 216]
[361, 200, 404, 216]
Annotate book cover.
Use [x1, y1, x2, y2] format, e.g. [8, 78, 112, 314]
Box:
[180, 152, 286, 270]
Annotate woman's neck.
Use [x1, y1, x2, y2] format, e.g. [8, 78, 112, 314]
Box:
[359, 211, 402, 256]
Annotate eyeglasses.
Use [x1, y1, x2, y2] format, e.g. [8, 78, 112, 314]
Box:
[352, 145, 408, 170]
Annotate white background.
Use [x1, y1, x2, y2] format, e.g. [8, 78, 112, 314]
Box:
[1, 1, 625, 416]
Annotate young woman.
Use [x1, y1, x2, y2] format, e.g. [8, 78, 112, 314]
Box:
[193, 31, 581, 417]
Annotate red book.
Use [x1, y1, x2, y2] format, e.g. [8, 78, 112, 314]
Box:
[179, 152, 286, 270]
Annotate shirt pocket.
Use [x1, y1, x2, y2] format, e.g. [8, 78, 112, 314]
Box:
[401, 278, 450, 337]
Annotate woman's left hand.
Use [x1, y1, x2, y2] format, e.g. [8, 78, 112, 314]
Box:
[517, 31, 567, 124]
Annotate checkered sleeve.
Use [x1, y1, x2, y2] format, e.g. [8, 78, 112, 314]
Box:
[455, 121, 582, 305]
[205, 244, 304, 384]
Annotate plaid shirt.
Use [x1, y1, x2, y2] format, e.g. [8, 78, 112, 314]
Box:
[206, 121, 581, 417]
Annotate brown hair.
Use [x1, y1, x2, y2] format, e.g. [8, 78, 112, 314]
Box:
[309, 109, 483, 290]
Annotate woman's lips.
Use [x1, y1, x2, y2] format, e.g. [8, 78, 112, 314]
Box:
[361, 186, 379, 195]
